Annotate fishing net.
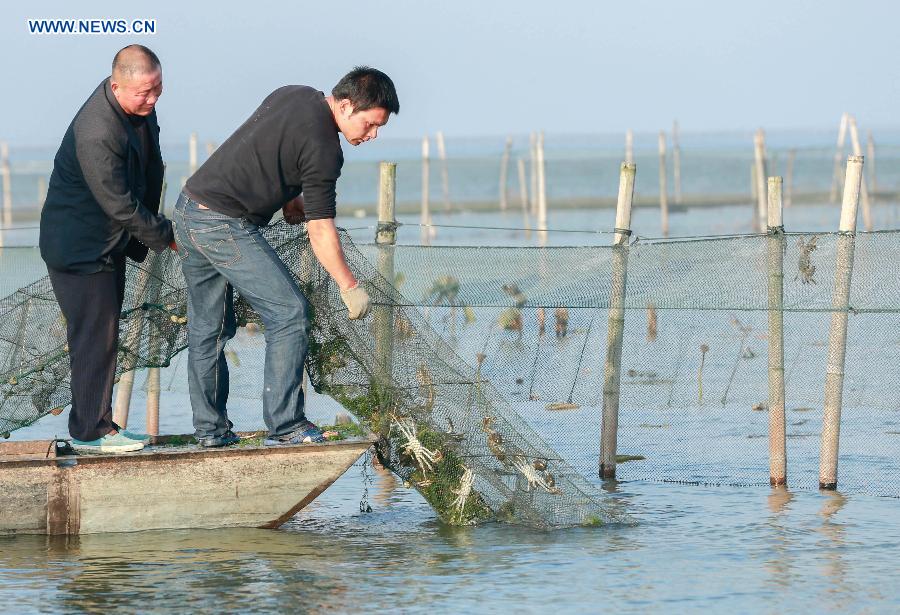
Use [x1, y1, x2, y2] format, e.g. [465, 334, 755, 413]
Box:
[2, 224, 899, 528]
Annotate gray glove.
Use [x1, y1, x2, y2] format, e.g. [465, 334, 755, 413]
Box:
[340, 283, 370, 320]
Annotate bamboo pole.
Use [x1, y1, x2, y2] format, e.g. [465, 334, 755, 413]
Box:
[767, 176, 787, 486]
[517, 157, 531, 239]
[143, 173, 169, 437]
[658, 131, 668, 237]
[536, 131, 548, 246]
[830, 113, 849, 203]
[753, 129, 768, 232]
[599, 161, 636, 479]
[374, 162, 397, 383]
[111, 271, 154, 428]
[37, 177, 47, 209]
[1, 142, 12, 229]
[847, 117, 872, 231]
[866, 130, 876, 200]
[499, 136, 512, 211]
[188, 132, 198, 176]
[672, 120, 682, 205]
[784, 149, 796, 208]
[435, 131, 450, 213]
[625, 129, 634, 165]
[420, 135, 431, 246]
[819, 155, 864, 490]
[529, 132, 538, 217]
[205, 141, 217, 158]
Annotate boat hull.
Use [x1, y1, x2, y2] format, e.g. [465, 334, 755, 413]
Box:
[0, 438, 373, 535]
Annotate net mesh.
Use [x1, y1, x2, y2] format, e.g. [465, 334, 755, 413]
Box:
[2, 224, 899, 528]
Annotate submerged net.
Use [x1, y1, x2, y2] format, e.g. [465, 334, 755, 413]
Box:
[2, 224, 900, 526]
[0, 223, 628, 528]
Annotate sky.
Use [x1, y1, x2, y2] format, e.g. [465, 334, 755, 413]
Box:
[1, 0, 898, 148]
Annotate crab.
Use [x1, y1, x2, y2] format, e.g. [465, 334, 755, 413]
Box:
[392, 416, 439, 474]
[451, 466, 476, 523]
[512, 455, 562, 494]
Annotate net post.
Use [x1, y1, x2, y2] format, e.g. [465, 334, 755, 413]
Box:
[375, 162, 397, 384]
[819, 155, 863, 490]
[784, 149, 796, 208]
[499, 135, 511, 211]
[436, 131, 450, 213]
[536, 131, 548, 246]
[766, 176, 787, 486]
[517, 158, 531, 239]
[599, 161, 636, 480]
[847, 116, 873, 231]
[753, 128, 768, 232]
[672, 120, 682, 205]
[658, 131, 668, 237]
[188, 132, 198, 176]
[420, 136, 431, 245]
[625, 129, 634, 165]
[830, 113, 849, 204]
[111, 267, 155, 429]
[1, 142, 12, 230]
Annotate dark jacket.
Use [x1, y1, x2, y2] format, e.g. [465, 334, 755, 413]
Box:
[40, 78, 173, 274]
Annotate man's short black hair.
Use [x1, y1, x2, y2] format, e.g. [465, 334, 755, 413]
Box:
[112, 44, 161, 79]
[332, 66, 399, 115]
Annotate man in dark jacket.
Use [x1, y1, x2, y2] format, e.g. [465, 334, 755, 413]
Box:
[39, 44, 175, 454]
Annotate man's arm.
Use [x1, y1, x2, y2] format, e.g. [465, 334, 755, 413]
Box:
[307, 218, 370, 319]
[75, 122, 173, 252]
[306, 218, 356, 290]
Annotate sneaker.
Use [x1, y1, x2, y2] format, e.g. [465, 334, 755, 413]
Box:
[264, 420, 325, 446]
[197, 430, 240, 448]
[121, 429, 151, 442]
[72, 432, 145, 454]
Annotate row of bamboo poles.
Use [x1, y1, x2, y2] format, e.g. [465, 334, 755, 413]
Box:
[593, 156, 865, 490]
[384, 154, 865, 491]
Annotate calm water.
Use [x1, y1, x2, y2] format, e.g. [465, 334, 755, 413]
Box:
[1, 469, 899, 613]
[3, 203, 900, 613]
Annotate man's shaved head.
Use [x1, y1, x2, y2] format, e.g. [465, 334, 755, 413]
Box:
[112, 45, 161, 80]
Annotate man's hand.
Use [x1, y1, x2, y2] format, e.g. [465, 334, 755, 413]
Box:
[169, 239, 178, 252]
[283, 195, 305, 225]
[340, 282, 370, 320]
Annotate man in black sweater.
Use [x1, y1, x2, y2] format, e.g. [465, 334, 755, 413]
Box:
[175, 67, 399, 447]
[39, 45, 175, 454]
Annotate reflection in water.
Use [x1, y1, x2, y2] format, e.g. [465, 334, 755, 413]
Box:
[764, 487, 795, 590]
[817, 491, 851, 611]
[1, 481, 899, 612]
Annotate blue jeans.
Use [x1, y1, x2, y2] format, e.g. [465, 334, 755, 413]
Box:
[173, 191, 311, 439]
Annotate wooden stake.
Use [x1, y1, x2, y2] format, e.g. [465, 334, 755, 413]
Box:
[205, 141, 217, 158]
[847, 117, 872, 231]
[829, 113, 849, 203]
[672, 120, 682, 205]
[536, 131, 548, 246]
[420, 135, 431, 246]
[374, 162, 397, 382]
[599, 161, 636, 479]
[658, 131, 669, 236]
[1, 142, 12, 229]
[753, 129, 768, 232]
[819, 155, 863, 490]
[499, 136, 512, 211]
[866, 130, 877, 200]
[784, 149, 796, 208]
[517, 157, 531, 239]
[625, 129, 634, 165]
[188, 132, 198, 176]
[37, 177, 47, 209]
[529, 132, 538, 217]
[767, 177, 787, 486]
[435, 131, 450, 213]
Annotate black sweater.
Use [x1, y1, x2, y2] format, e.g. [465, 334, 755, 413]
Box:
[185, 86, 343, 226]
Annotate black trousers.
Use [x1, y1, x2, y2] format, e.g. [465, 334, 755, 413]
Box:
[48, 256, 126, 441]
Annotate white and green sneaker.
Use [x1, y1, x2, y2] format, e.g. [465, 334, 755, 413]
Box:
[71, 432, 145, 454]
[120, 429, 151, 442]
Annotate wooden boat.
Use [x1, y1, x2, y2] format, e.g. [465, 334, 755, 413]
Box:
[0, 433, 374, 535]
